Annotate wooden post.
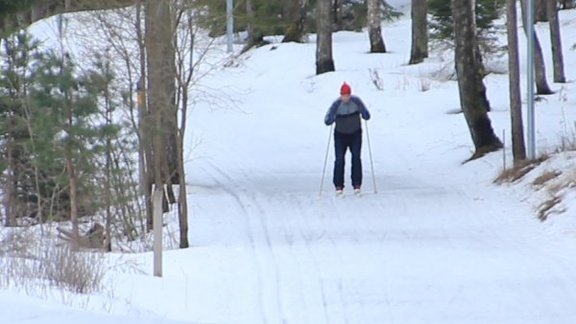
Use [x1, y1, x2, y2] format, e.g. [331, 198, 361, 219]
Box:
[153, 187, 163, 277]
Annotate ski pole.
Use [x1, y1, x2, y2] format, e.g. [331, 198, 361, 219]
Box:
[365, 120, 377, 193]
[319, 124, 333, 196]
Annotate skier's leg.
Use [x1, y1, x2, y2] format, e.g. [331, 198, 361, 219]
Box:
[333, 132, 345, 189]
[350, 130, 363, 189]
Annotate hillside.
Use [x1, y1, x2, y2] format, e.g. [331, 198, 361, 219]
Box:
[3, 3, 576, 324]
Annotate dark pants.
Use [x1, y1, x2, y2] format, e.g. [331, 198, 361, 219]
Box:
[333, 130, 362, 189]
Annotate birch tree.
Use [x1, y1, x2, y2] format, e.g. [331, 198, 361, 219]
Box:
[367, 0, 386, 53]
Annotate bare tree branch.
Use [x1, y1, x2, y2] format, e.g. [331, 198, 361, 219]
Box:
[1, 0, 134, 36]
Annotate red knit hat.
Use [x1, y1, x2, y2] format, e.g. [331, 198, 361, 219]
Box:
[340, 82, 351, 95]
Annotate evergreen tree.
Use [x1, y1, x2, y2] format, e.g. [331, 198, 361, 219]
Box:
[0, 31, 124, 225]
[429, 0, 505, 52]
[30, 49, 106, 223]
[0, 31, 47, 224]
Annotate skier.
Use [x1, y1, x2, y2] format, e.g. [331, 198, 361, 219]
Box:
[324, 82, 371, 195]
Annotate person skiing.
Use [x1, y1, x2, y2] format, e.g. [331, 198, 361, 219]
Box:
[324, 82, 371, 195]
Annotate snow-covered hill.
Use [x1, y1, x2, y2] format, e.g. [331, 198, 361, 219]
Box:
[3, 3, 576, 324]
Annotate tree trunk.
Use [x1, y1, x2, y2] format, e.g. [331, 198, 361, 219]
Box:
[333, 0, 344, 30]
[63, 74, 80, 248]
[536, 0, 548, 22]
[144, 0, 179, 190]
[134, 0, 153, 231]
[282, 0, 308, 43]
[65, 154, 80, 249]
[242, 0, 266, 53]
[5, 141, 16, 226]
[241, 0, 264, 53]
[104, 78, 113, 252]
[452, 0, 502, 158]
[176, 128, 189, 249]
[246, 0, 255, 44]
[547, 0, 566, 83]
[367, 0, 386, 53]
[145, 0, 177, 228]
[316, 0, 335, 74]
[409, 0, 428, 64]
[173, 5, 193, 249]
[506, 0, 527, 162]
[520, 0, 553, 95]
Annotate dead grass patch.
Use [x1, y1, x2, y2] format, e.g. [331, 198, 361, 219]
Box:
[494, 156, 548, 184]
[538, 196, 563, 221]
[535, 170, 575, 221]
[532, 170, 562, 187]
[557, 122, 576, 152]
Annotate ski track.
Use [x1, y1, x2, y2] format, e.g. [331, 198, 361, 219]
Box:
[188, 151, 576, 324]
[198, 163, 267, 323]
[180, 19, 576, 322]
[15, 6, 576, 324]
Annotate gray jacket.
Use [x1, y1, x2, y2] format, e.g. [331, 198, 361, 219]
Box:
[324, 96, 371, 134]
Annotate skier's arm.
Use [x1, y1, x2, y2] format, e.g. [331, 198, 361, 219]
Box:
[352, 97, 371, 120]
[324, 101, 339, 125]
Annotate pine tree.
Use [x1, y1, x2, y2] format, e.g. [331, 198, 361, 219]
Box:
[0, 31, 125, 228]
[429, 0, 505, 52]
[0, 31, 40, 225]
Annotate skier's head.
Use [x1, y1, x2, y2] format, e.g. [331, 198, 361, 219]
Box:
[340, 82, 351, 95]
[340, 82, 351, 102]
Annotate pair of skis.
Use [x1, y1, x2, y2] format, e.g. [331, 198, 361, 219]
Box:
[335, 189, 362, 197]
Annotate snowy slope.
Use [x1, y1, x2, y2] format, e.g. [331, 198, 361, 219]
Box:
[3, 2, 576, 324]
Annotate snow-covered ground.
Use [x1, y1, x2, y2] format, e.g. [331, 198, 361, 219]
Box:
[3, 3, 576, 324]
